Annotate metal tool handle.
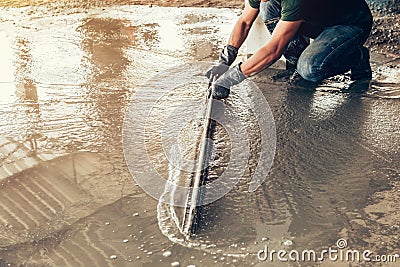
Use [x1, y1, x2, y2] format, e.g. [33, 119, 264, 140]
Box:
[182, 76, 216, 236]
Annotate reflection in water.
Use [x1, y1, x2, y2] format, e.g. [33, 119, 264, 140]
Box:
[14, 37, 42, 150]
[77, 17, 132, 152]
[79, 18, 132, 81]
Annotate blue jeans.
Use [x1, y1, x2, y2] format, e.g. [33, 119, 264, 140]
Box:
[259, 0, 372, 82]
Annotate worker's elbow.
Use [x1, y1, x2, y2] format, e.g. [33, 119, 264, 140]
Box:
[271, 43, 286, 61]
[267, 46, 282, 62]
[238, 16, 253, 31]
[272, 51, 283, 62]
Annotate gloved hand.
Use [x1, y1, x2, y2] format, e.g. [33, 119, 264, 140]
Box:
[205, 63, 229, 82]
[205, 45, 238, 82]
[219, 45, 239, 66]
[211, 63, 246, 100]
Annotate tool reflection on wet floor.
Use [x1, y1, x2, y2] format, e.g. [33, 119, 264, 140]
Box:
[181, 77, 217, 237]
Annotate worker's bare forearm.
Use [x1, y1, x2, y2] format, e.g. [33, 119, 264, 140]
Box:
[228, 19, 252, 49]
[227, 3, 259, 49]
[241, 46, 281, 76]
[241, 20, 303, 77]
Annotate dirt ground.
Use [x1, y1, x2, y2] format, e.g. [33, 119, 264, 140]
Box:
[0, 0, 244, 8]
[367, 14, 400, 56]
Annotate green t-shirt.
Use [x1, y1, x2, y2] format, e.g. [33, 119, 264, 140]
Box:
[248, 0, 372, 27]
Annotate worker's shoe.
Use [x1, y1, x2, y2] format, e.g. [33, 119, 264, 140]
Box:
[272, 68, 295, 81]
[284, 36, 309, 69]
[288, 70, 318, 90]
[272, 35, 308, 81]
[346, 79, 371, 93]
[350, 47, 372, 80]
[285, 61, 297, 71]
[272, 60, 297, 81]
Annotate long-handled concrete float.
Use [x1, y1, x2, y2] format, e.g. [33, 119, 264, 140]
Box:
[181, 78, 217, 236]
[179, 15, 276, 235]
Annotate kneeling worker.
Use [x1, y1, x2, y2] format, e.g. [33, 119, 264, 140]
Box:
[206, 0, 373, 99]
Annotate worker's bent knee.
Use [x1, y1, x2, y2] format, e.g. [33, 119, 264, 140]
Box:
[296, 66, 322, 83]
[296, 55, 324, 83]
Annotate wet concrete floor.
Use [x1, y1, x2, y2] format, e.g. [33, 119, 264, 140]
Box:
[0, 3, 399, 267]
